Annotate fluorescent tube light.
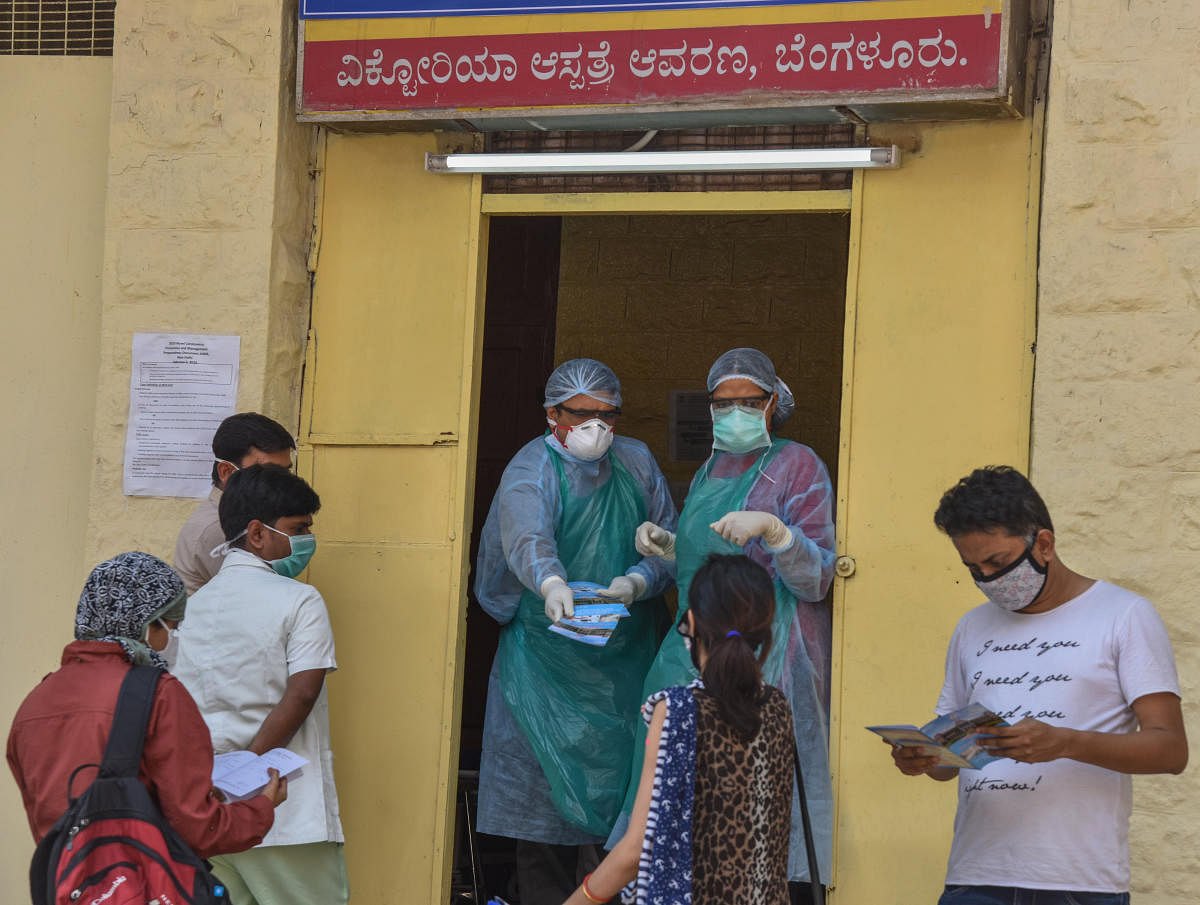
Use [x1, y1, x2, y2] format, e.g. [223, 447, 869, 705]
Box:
[425, 146, 899, 175]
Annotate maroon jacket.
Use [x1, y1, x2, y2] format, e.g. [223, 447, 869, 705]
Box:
[7, 641, 273, 858]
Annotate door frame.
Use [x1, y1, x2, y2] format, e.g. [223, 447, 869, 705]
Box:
[476, 183, 862, 891]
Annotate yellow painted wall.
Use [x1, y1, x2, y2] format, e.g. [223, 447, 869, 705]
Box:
[301, 131, 486, 903]
[1034, 1, 1200, 899]
[0, 57, 112, 885]
[6, 0, 314, 889]
[832, 118, 1040, 902]
[82, 0, 313, 563]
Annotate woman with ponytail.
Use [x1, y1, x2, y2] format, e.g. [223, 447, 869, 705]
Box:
[562, 554, 794, 905]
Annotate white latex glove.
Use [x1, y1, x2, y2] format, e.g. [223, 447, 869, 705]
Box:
[541, 575, 575, 621]
[635, 521, 677, 562]
[596, 573, 648, 605]
[710, 511, 794, 551]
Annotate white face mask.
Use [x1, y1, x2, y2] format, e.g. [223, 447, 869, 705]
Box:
[548, 417, 614, 462]
[147, 619, 181, 666]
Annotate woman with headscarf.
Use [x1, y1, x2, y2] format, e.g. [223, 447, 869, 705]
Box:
[611, 347, 837, 897]
[7, 551, 285, 856]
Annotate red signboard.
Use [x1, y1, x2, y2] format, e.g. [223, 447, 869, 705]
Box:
[302, 14, 1002, 114]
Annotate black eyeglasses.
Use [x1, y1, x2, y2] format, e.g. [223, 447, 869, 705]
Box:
[555, 404, 622, 423]
[709, 394, 772, 412]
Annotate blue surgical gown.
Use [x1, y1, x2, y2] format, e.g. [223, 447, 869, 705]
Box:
[474, 434, 678, 843]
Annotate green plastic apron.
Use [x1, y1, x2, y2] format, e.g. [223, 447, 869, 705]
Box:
[497, 451, 666, 836]
[616, 438, 796, 816]
[610, 437, 834, 881]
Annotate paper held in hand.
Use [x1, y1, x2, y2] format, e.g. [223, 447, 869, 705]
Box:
[212, 748, 308, 800]
[548, 581, 631, 647]
[866, 702, 1009, 770]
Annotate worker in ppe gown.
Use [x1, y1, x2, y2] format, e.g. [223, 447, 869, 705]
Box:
[475, 358, 678, 905]
[611, 347, 837, 894]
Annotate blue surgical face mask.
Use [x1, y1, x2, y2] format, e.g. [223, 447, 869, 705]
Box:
[264, 524, 317, 578]
[711, 404, 771, 454]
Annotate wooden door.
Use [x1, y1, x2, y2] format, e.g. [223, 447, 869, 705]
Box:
[299, 131, 487, 904]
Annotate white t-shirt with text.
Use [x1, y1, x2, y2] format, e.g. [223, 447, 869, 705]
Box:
[937, 581, 1180, 892]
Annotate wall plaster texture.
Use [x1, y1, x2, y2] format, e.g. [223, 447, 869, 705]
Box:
[84, 0, 315, 564]
[1034, 2, 1200, 898]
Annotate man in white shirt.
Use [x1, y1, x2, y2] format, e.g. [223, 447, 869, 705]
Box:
[890, 465, 1187, 905]
[173, 412, 296, 594]
[173, 464, 348, 905]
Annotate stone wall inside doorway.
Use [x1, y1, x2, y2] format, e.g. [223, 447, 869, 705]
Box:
[554, 212, 851, 494]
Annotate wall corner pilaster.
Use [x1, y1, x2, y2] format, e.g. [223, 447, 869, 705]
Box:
[85, 0, 315, 563]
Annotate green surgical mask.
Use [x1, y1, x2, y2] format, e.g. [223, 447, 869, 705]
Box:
[264, 524, 317, 578]
[711, 404, 771, 454]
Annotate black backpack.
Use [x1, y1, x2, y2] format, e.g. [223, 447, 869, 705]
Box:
[30, 665, 231, 905]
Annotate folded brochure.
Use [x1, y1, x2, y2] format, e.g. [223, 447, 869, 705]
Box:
[867, 702, 1009, 769]
[212, 747, 307, 800]
[547, 581, 631, 647]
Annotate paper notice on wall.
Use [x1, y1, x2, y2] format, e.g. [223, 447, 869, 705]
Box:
[122, 333, 240, 498]
[669, 389, 713, 463]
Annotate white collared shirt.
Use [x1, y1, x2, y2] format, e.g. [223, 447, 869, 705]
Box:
[173, 549, 342, 847]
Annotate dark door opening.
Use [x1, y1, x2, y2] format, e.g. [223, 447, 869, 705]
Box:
[453, 216, 562, 904]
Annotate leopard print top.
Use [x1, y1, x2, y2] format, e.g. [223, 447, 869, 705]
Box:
[691, 684, 794, 905]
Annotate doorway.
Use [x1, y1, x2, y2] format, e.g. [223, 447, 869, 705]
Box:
[302, 123, 1042, 905]
[456, 210, 850, 902]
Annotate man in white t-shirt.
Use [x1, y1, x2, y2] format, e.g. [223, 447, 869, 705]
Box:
[890, 466, 1187, 905]
[173, 464, 348, 905]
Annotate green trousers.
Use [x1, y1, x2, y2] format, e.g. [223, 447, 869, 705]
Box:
[210, 841, 349, 905]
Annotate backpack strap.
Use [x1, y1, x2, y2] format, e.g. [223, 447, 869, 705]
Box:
[99, 666, 162, 779]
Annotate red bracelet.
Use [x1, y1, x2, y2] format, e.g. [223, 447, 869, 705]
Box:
[581, 873, 611, 904]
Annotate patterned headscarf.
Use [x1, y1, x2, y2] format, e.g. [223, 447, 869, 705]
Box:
[75, 552, 186, 670]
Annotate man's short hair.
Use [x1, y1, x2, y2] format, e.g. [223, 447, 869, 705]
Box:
[219, 464, 321, 543]
[211, 412, 296, 485]
[933, 465, 1054, 539]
